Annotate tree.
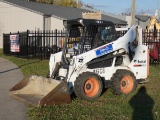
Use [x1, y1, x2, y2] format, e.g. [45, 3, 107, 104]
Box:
[120, 8, 131, 15]
[34, 0, 83, 8]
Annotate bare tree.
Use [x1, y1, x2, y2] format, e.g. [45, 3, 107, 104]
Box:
[120, 8, 131, 15]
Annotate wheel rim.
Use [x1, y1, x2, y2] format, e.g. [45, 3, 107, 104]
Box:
[120, 75, 134, 94]
[84, 78, 99, 97]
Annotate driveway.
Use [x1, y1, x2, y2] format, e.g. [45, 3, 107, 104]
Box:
[0, 57, 27, 120]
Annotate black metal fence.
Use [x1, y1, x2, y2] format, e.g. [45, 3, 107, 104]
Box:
[3, 30, 65, 60]
[3, 29, 160, 64]
[142, 29, 160, 65]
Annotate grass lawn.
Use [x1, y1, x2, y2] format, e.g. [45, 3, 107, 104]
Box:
[0, 49, 160, 120]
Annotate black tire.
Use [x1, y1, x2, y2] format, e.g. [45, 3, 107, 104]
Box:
[110, 69, 137, 95]
[74, 72, 103, 101]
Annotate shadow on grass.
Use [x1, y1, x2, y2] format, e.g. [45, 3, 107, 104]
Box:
[129, 86, 154, 120]
[0, 60, 41, 74]
[18, 60, 41, 68]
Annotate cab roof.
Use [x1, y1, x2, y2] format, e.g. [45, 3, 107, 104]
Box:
[63, 18, 115, 27]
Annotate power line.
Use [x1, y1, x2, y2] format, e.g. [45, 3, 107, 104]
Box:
[137, 0, 157, 13]
[77, 0, 78, 8]
[134, 0, 157, 16]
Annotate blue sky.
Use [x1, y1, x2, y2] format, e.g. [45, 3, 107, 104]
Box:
[81, 0, 159, 15]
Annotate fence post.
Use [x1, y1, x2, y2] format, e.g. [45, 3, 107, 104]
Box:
[47, 30, 50, 59]
[3, 33, 4, 54]
[43, 30, 45, 60]
[26, 30, 29, 59]
[55, 29, 57, 53]
[51, 30, 53, 54]
[60, 30, 63, 49]
[35, 30, 37, 59]
[10, 32, 11, 56]
[17, 31, 20, 57]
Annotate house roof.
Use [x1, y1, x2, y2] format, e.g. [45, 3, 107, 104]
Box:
[1, 0, 127, 25]
[102, 14, 127, 26]
[135, 15, 151, 22]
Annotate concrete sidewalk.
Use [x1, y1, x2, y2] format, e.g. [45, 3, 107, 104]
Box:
[0, 58, 27, 120]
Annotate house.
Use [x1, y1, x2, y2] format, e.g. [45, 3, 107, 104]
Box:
[135, 15, 151, 29]
[114, 14, 151, 29]
[0, 0, 127, 48]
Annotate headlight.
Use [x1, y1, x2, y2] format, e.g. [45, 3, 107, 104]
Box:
[78, 19, 83, 25]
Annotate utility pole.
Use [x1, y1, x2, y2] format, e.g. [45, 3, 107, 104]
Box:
[131, 0, 135, 26]
[77, 0, 79, 8]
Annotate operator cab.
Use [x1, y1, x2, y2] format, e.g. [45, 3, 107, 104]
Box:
[62, 18, 117, 64]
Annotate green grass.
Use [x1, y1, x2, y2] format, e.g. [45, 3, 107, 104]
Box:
[0, 49, 49, 77]
[0, 49, 160, 120]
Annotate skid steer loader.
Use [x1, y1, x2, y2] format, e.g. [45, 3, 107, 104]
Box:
[9, 18, 149, 107]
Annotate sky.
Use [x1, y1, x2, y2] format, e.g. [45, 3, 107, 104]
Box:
[81, 0, 159, 16]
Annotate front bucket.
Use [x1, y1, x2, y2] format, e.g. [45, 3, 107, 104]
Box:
[9, 75, 71, 107]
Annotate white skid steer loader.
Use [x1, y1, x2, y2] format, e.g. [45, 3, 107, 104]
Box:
[9, 18, 149, 106]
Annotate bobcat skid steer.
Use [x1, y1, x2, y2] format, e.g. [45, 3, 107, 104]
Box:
[9, 18, 149, 107]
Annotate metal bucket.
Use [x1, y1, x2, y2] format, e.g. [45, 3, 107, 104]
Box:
[9, 75, 71, 107]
